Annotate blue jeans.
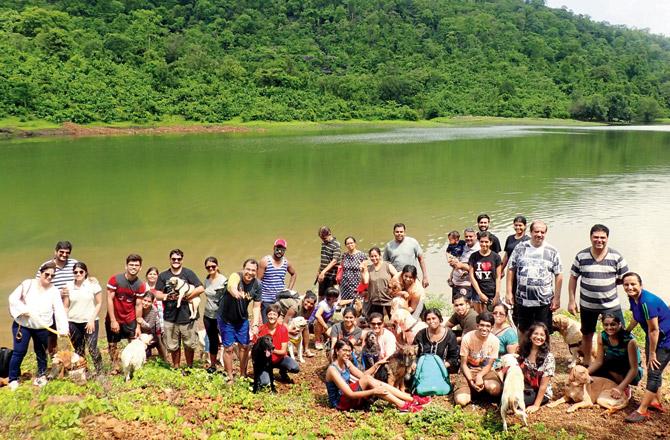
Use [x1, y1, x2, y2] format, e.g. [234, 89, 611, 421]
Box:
[9, 321, 49, 382]
[259, 356, 300, 386]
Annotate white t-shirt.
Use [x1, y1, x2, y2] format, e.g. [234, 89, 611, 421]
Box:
[66, 279, 102, 323]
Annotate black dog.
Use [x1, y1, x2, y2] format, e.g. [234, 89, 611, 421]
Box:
[252, 335, 276, 393]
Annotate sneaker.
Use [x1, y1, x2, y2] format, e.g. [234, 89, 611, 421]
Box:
[314, 342, 324, 350]
[33, 376, 47, 387]
[8, 381, 19, 391]
[399, 401, 423, 413]
[412, 395, 432, 406]
[649, 402, 666, 413]
[206, 366, 217, 374]
[624, 410, 650, 423]
[278, 375, 295, 384]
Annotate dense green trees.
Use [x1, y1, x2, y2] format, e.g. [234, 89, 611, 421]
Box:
[0, 0, 668, 124]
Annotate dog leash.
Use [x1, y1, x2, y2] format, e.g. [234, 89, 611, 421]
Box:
[15, 322, 75, 351]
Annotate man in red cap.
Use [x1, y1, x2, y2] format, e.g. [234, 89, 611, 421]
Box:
[257, 238, 297, 322]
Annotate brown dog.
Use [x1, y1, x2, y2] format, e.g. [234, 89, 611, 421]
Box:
[552, 315, 597, 368]
[547, 365, 628, 413]
[385, 344, 418, 392]
[49, 350, 88, 384]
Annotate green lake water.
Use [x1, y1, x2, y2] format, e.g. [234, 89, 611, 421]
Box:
[2, 125, 670, 344]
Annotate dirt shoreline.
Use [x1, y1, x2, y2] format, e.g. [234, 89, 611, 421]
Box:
[0, 122, 253, 139]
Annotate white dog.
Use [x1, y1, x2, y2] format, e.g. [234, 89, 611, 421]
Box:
[287, 316, 308, 363]
[499, 353, 528, 431]
[121, 333, 153, 381]
[168, 276, 200, 320]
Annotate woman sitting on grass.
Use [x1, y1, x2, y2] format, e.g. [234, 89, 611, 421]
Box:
[325, 339, 428, 412]
[518, 322, 555, 413]
[588, 313, 642, 400]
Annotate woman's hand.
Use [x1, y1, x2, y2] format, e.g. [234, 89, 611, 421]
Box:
[526, 405, 540, 414]
[649, 352, 661, 370]
[373, 386, 389, 397]
[478, 293, 488, 303]
[85, 320, 95, 334]
[610, 387, 623, 399]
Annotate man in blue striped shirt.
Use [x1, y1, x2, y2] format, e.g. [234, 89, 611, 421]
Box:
[568, 224, 629, 366]
[257, 239, 297, 322]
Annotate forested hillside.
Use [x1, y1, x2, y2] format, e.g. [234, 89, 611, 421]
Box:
[1, 0, 669, 124]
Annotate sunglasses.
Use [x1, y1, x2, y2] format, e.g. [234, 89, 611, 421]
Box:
[370, 322, 383, 327]
[205, 265, 217, 270]
[73, 270, 86, 275]
[58, 250, 71, 255]
[43, 272, 55, 279]
[171, 257, 183, 262]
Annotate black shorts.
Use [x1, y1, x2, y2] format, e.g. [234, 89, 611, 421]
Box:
[580, 306, 625, 335]
[105, 320, 137, 343]
[318, 277, 337, 300]
[515, 304, 552, 335]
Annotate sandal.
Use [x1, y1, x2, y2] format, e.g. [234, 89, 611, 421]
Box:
[624, 410, 650, 423]
[304, 350, 316, 358]
[649, 402, 666, 413]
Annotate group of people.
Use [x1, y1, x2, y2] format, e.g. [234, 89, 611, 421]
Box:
[5, 215, 670, 425]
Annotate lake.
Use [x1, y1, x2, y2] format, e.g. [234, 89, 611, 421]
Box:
[2, 124, 670, 345]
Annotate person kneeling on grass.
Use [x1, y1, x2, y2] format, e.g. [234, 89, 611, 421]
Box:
[325, 339, 429, 412]
[256, 304, 300, 385]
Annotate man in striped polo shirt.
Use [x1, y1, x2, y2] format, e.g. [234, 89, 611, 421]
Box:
[316, 226, 341, 300]
[257, 238, 297, 322]
[36, 240, 78, 355]
[568, 224, 629, 366]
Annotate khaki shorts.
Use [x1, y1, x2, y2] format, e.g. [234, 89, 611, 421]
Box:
[163, 320, 198, 352]
[454, 369, 501, 396]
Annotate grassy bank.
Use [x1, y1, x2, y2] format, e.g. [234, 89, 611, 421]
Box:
[0, 116, 605, 140]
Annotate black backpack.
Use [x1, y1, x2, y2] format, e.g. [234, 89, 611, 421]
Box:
[0, 347, 13, 378]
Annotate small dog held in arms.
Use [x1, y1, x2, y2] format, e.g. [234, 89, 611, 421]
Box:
[121, 333, 153, 382]
[287, 316, 308, 363]
[252, 335, 276, 393]
[546, 365, 629, 414]
[168, 276, 200, 320]
[498, 354, 528, 431]
[384, 344, 418, 392]
[552, 315, 597, 368]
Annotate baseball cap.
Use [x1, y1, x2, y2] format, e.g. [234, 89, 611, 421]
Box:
[274, 239, 287, 248]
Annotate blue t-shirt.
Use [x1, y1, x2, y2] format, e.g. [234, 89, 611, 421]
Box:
[629, 289, 670, 350]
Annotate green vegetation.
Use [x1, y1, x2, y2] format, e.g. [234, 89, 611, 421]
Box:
[1, 0, 669, 125]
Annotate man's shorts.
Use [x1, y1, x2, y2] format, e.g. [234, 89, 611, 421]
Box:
[454, 369, 501, 396]
[163, 320, 198, 352]
[580, 306, 625, 335]
[219, 320, 250, 347]
[105, 320, 137, 344]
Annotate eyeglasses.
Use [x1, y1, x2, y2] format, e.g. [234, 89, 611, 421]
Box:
[492, 311, 506, 316]
[73, 270, 85, 275]
[171, 257, 182, 262]
[205, 265, 217, 270]
[43, 272, 55, 279]
[370, 322, 382, 327]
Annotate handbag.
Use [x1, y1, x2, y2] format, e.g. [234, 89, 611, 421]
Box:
[335, 263, 344, 284]
[0, 347, 13, 378]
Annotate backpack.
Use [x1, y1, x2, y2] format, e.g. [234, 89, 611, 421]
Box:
[413, 354, 452, 396]
[0, 347, 13, 378]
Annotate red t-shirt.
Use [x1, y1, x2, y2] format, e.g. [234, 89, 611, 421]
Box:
[257, 324, 289, 364]
[106, 274, 146, 324]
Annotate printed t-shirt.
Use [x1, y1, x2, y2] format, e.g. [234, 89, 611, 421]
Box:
[468, 251, 502, 296]
[107, 274, 146, 324]
[460, 330, 500, 368]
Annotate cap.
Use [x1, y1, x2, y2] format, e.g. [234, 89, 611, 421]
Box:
[274, 239, 287, 248]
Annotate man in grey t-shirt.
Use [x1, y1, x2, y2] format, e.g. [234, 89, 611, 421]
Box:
[383, 223, 429, 288]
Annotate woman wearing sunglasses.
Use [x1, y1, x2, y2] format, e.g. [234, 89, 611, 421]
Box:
[7, 261, 69, 390]
[62, 262, 103, 375]
[203, 256, 227, 373]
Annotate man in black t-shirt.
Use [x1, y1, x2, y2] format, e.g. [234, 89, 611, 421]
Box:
[154, 249, 203, 368]
[477, 213, 502, 254]
[468, 231, 502, 313]
[220, 258, 262, 380]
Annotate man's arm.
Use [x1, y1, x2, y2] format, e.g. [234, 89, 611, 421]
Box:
[134, 299, 143, 337]
[567, 275, 579, 315]
[417, 254, 429, 288]
[506, 268, 515, 305]
[251, 301, 261, 334]
[551, 274, 563, 311]
[107, 288, 119, 332]
[256, 257, 267, 280]
[287, 260, 297, 290]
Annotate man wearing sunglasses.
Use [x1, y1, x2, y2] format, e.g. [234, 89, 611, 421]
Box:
[36, 241, 78, 356]
[154, 249, 204, 369]
[257, 239, 297, 322]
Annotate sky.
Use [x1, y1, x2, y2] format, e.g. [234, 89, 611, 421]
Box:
[545, 0, 670, 37]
